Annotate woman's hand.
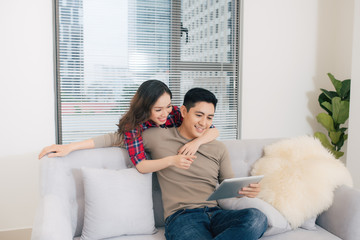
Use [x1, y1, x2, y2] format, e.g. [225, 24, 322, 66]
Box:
[38, 144, 73, 159]
[238, 183, 261, 198]
[177, 139, 201, 156]
[170, 154, 197, 169]
[177, 128, 219, 155]
[38, 139, 95, 159]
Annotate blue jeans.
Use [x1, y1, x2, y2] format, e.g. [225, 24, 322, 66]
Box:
[165, 207, 267, 240]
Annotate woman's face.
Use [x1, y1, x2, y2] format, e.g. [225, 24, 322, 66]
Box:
[150, 92, 172, 125]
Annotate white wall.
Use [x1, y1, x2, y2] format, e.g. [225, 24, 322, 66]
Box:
[240, 0, 354, 139]
[347, 0, 360, 189]
[0, 0, 55, 230]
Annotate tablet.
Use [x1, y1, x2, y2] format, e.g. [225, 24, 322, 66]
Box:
[207, 175, 264, 201]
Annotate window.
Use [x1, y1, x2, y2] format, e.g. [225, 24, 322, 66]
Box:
[55, 0, 240, 143]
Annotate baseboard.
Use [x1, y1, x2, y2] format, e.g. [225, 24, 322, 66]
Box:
[0, 228, 32, 240]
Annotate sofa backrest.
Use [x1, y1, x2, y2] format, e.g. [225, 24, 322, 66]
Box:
[40, 147, 131, 237]
[223, 139, 278, 177]
[40, 138, 277, 237]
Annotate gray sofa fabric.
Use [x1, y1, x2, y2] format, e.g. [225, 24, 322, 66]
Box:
[31, 139, 360, 240]
[316, 185, 360, 240]
[72, 227, 340, 240]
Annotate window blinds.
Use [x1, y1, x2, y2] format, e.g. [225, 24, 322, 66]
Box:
[55, 0, 240, 144]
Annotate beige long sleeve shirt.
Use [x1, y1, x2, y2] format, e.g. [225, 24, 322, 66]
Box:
[142, 127, 234, 219]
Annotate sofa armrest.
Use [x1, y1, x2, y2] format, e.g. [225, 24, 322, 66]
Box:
[31, 194, 73, 240]
[316, 185, 360, 240]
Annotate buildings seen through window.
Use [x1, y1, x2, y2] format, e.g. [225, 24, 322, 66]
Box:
[56, 0, 239, 143]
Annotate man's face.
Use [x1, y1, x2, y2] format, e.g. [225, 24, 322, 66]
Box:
[179, 101, 215, 139]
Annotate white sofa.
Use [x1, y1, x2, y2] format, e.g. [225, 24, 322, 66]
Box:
[31, 139, 360, 240]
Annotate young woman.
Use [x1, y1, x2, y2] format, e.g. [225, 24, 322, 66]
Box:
[39, 80, 218, 173]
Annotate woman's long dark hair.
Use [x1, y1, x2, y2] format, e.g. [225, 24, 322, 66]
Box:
[117, 80, 172, 136]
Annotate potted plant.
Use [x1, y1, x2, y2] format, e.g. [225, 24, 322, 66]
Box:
[314, 73, 351, 159]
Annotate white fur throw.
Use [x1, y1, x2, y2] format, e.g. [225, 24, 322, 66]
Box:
[251, 136, 353, 229]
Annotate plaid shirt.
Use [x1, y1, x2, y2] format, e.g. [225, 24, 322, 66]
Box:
[124, 105, 183, 166]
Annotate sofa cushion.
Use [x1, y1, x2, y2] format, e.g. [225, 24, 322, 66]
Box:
[73, 225, 341, 240]
[251, 136, 353, 228]
[259, 225, 341, 240]
[218, 197, 292, 236]
[74, 228, 166, 240]
[80, 167, 156, 240]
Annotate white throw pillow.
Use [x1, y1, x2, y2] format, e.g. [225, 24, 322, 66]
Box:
[218, 197, 291, 236]
[80, 168, 156, 240]
[251, 136, 353, 229]
[300, 217, 317, 230]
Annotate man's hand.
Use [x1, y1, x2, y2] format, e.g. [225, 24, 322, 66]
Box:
[238, 183, 261, 198]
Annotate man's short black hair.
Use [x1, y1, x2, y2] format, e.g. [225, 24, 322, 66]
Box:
[183, 88, 218, 111]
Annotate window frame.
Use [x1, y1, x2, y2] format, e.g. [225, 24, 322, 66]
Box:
[53, 0, 242, 144]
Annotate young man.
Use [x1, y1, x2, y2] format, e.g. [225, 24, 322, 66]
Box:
[142, 88, 268, 240]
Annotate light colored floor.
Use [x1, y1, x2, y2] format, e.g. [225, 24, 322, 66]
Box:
[0, 228, 32, 240]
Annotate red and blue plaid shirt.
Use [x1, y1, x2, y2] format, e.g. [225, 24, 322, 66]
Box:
[124, 105, 183, 166]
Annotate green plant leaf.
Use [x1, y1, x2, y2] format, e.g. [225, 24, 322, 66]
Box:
[318, 93, 332, 115]
[314, 132, 334, 150]
[321, 101, 332, 114]
[320, 89, 338, 99]
[339, 127, 348, 133]
[332, 150, 344, 159]
[328, 73, 342, 95]
[329, 131, 342, 144]
[335, 133, 345, 150]
[316, 113, 335, 132]
[340, 79, 351, 100]
[332, 97, 350, 124]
